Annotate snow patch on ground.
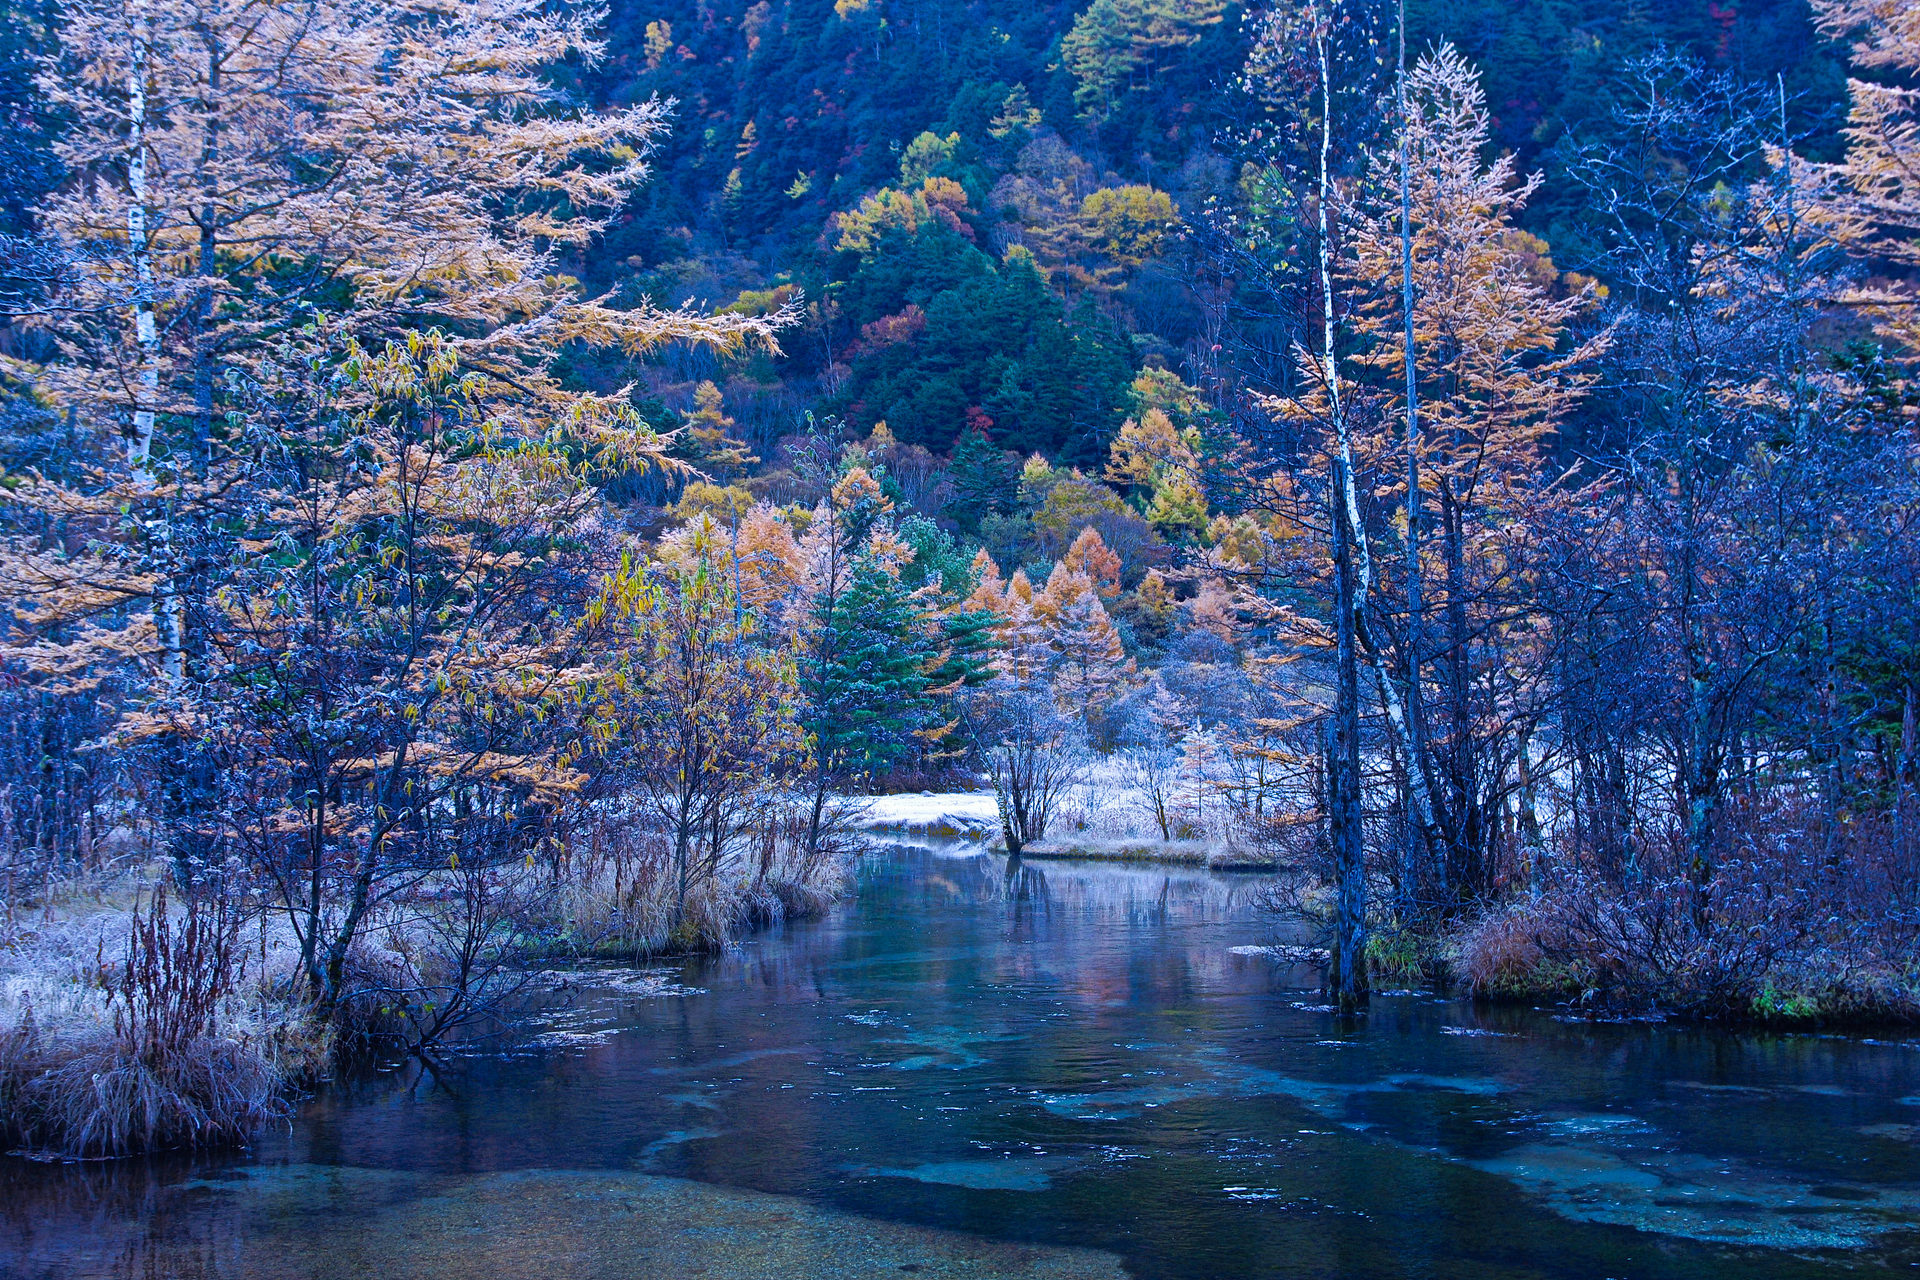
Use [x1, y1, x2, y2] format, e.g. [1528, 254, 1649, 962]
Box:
[862, 792, 1002, 825]
[859, 792, 1002, 839]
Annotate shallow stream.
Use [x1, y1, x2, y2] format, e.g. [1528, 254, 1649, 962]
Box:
[7, 842, 1920, 1278]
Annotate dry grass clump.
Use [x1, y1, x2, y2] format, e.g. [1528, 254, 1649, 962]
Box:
[547, 798, 852, 959]
[0, 885, 323, 1159]
[1450, 900, 1588, 1001]
[1449, 876, 1786, 1016]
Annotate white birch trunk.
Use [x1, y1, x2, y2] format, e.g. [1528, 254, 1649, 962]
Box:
[125, 1, 184, 683]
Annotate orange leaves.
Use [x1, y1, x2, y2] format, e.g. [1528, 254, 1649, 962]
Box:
[963, 547, 1133, 710]
[1346, 44, 1605, 508]
[1062, 527, 1123, 600]
[853, 305, 928, 356]
[1812, 0, 1920, 371]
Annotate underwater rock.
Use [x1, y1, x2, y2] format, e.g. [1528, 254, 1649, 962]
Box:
[80, 1165, 1127, 1280]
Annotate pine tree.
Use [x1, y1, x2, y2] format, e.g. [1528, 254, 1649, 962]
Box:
[791, 465, 953, 794]
[806, 562, 943, 780]
[1060, 0, 1227, 116]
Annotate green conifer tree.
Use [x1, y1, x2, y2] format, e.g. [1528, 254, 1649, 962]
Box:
[944, 428, 1016, 534]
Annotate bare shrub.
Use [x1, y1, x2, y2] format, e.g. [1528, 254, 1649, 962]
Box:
[353, 859, 561, 1054]
[960, 683, 1087, 854]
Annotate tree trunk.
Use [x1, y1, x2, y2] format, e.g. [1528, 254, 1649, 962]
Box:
[124, 5, 185, 686]
[1329, 479, 1368, 1012]
[1440, 481, 1474, 891]
[1396, 0, 1431, 922]
[1685, 652, 1719, 931]
[1315, 17, 1366, 1012]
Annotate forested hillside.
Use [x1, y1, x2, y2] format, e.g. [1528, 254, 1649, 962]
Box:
[555, 0, 1853, 462]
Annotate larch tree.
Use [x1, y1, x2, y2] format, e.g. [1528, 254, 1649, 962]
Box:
[1345, 44, 1607, 903]
[4, 0, 791, 1001]
[991, 568, 1056, 683]
[1061, 526, 1124, 600]
[1813, 0, 1920, 369]
[1035, 561, 1131, 713]
[680, 381, 759, 484]
[14, 0, 785, 683]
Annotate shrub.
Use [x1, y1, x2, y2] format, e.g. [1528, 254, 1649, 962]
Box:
[0, 886, 314, 1159]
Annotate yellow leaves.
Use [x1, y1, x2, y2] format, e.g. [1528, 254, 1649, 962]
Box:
[1813, 0, 1920, 75]
[723, 283, 800, 317]
[833, 178, 973, 255]
[1206, 514, 1271, 572]
[1107, 407, 1197, 487]
[1183, 578, 1243, 645]
[1078, 185, 1177, 266]
[830, 465, 891, 518]
[1809, 0, 1920, 372]
[644, 19, 673, 69]
[862, 524, 915, 577]
[1107, 406, 1209, 536]
[964, 548, 1008, 617]
[990, 85, 1042, 140]
[899, 131, 961, 187]
[1031, 561, 1134, 706]
[558, 297, 790, 362]
[1134, 568, 1176, 622]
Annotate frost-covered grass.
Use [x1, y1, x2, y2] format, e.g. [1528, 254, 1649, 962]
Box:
[0, 885, 325, 1160]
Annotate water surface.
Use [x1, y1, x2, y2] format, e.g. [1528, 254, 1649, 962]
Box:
[7, 843, 1920, 1279]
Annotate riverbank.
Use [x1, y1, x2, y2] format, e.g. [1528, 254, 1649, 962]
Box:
[0, 844, 849, 1160]
[857, 791, 1276, 870]
[1444, 887, 1920, 1028]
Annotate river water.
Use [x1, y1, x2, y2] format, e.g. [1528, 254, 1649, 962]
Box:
[7, 842, 1920, 1279]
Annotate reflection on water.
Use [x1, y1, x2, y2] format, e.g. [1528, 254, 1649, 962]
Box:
[7, 841, 1920, 1280]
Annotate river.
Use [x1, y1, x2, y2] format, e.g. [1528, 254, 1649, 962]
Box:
[5, 841, 1920, 1278]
